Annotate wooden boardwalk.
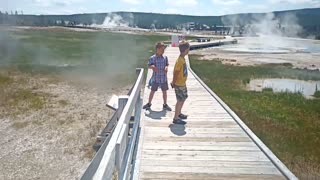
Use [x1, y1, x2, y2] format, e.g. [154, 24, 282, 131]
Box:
[133, 47, 295, 180]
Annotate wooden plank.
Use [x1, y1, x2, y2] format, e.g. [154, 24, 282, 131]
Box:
[140, 166, 280, 175]
[142, 142, 255, 147]
[142, 144, 260, 151]
[144, 132, 248, 138]
[145, 120, 237, 125]
[144, 136, 251, 142]
[144, 121, 238, 128]
[143, 118, 234, 122]
[143, 115, 234, 119]
[116, 124, 128, 175]
[140, 172, 286, 180]
[144, 127, 244, 133]
[122, 96, 142, 180]
[93, 148, 116, 180]
[140, 154, 269, 162]
[140, 159, 274, 167]
[143, 130, 244, 136]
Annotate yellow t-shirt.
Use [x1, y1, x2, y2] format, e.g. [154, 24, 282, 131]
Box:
[174, 56, 188, 86]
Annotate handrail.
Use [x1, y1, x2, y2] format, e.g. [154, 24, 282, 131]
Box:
[81, 68, 144, 180]
[186, 55, 297, 180]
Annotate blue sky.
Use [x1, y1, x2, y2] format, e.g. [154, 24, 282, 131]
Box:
[1, 0, 320, 16]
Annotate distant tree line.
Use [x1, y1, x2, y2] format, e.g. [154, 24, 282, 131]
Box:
[1, 9, 320, 38]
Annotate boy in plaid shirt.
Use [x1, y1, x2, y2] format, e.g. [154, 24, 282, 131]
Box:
[143, 42, 172, 111]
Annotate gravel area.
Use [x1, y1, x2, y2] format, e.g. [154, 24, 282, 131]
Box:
[0, 73, 128, 180]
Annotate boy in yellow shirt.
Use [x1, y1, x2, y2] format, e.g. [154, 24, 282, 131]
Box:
[170, 41, 190, 125]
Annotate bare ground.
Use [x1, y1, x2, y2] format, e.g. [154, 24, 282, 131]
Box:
[0, 70, 128, 180]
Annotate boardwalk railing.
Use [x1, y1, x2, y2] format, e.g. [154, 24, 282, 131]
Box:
[81, 68, 144, 180]
[186, 56, 297, 180]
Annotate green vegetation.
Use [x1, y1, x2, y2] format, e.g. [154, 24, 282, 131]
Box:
[10, 89, 47, 109]
[190, 56, 320, 178]
[1, 29, 167, 85]
[0, 87, 48, 118]
[0, 74, 12, 85]
[0, 29, 168, 119]
[314, 91, 320, 98]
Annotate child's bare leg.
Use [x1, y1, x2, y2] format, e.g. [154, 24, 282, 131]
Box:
[148, 91, 156, 104]
[174, 100, 185, 119]
[162, 90, 167, 104]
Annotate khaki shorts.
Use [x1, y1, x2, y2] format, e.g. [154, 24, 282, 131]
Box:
[174, 86, 188, 101]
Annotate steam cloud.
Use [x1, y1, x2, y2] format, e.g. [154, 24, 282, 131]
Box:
[222, 12, 303, 38]
[92, 13, 134, 28]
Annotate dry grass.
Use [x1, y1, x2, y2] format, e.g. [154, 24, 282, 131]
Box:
[0, 69, 116, 179]
[0, 71, 50, 119]
[11, 121, 30, 129]
[0, 74, 12, 85]
[58, 100, 69, 106]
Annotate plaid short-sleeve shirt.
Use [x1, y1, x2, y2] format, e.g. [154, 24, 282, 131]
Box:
[148, 55, 169, 84]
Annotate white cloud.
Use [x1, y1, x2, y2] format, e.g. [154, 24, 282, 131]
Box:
[165, 0, 198, 7]
[32, 0, 87, 7]
[166, 8, 182, 14]
[212, 0, 242, 6]
[120, 0, 141, 5]
[269, 0, 320, 5]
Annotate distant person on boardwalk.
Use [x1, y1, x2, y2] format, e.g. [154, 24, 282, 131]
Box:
[170, 41, 190, 125]
[143, 42, 172, 111]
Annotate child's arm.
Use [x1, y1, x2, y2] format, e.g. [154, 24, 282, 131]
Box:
[165, 56, 169, 72]
[171, 60, 181, 88]
[171, 70, 179, 88]
[148, 57, 157, 72]
[149, 64, 157, 71]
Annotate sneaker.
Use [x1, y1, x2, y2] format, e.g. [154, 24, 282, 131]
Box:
[179, 113, 188, 119]
[163, 104, 172, 111]
[173, 118, 186, 125]
[143, 103, 151, 110]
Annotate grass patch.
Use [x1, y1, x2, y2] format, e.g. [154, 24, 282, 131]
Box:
[1, 29, 168, 88]
[262, 87, 273, 92]
[1, 29, 167, 118]
[0, 74, 12, 85]
[11, 121, 30, 129]
[190, 55, 320, 178]
[9, 89, 47, 110]
[314, 91, 320, 98]
[0, 87, 49, 118]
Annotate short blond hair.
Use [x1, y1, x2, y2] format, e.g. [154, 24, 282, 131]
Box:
[179, 41, 190, 53]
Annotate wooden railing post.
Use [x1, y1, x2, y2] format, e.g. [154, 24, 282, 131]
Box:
[117, 96, 129, 120]
[81, 69, 144, 180]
